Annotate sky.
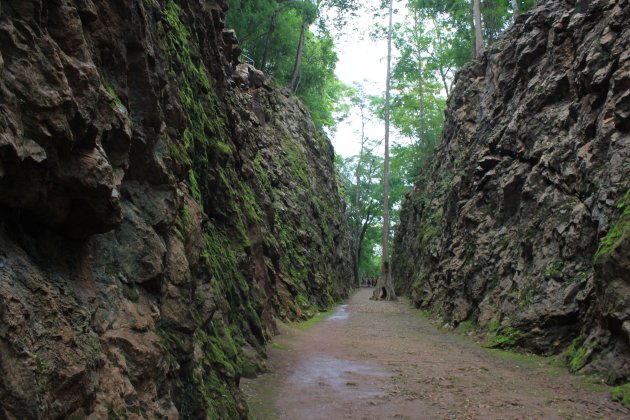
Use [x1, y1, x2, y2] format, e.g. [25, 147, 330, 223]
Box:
[326, 0, 411, 159]
[328, 1, 391, 158]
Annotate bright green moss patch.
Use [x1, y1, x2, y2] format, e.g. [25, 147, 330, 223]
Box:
[486, 326, 522, 348]
[101, 78, 124, 108]
[456, 319, 477, 334]
[565, 341, 589, 372]
[161, 0, 233, 205]
[202, 228, 250, 297]
[595, 188, 630, 260]
[485, 320, 522, 348]
[543, 260, 564, 278]
[191, 343, 244, 419]
[612, 383, 630, 406]
[188, 169, 203, 206]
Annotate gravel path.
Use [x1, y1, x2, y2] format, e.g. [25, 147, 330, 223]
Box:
[241, 288, 629, 419]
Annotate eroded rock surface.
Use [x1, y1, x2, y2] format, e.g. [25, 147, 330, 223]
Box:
[0, 0, 352, 417]
[393, 0, 630, 382]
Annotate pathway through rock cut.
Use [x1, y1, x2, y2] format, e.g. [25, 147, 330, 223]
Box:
[241, 288, 629, 419]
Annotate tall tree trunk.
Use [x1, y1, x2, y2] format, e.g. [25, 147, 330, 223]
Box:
[352, 108, 366, 287]
[289, 20, 307, 92]
[412, 7, 426, 144]
[260, 10, 278, 73]
[352, 243, 360, 287]
[417, 63, 426, 144]
[511, 0, 519, 19]
[373, 0, 396, 301]
[472, 0, 483, 59]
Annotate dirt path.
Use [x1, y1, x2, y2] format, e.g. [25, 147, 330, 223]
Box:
[241, 288, 629, 419]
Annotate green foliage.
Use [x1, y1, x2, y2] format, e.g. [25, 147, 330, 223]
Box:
[35, 356, 50, 394]
[612, 383, 630, 406]
[226, 0, 355, 130]
[595, 188, 630, 261]
[457, 319, 477, 334]
[543, 260, 564, 278]
[337, 147, 384, 278]
[188, 323, 245, 418]
[486, 325, 522, 348]
[487, 319, 500, 335]
[409, 0, 536, 59]
[484, 319, 522, 348]
[293, 309, 335, 330]
[498, 234, 511, 248]
[188, 170, 202, 206]
[101, 78, 124, 108]
[565, 341, 589, 372]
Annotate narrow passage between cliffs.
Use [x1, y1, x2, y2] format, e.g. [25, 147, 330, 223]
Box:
[242, 288, 628, 419]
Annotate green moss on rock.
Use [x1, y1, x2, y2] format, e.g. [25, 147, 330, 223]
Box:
[612, 383, 630, 406]
[565, 341, 589, 372]
[595, 188, 630, 261]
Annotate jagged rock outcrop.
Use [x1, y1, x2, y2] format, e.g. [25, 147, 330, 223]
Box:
[0, 0, 352, 418]
[393, 0, 629, 382]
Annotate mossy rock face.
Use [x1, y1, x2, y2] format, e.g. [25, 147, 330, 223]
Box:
[391, 0, 630, 381]
[0, 0, 352, 417]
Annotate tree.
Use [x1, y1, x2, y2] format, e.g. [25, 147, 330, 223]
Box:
[289, 1, 318, 91]
[336, 148, 384, 286]
[260, 7, 279, 72]
[347, 85, 381, 286]
[472, 0, 483, 59]
[334, 83, 383, 286]
[352, 88, 370, 285]
[511, 0, 519, 18]
[373, 0, 396, 301]
[289, 0, 359, 91]
[290, 20, 308, 91]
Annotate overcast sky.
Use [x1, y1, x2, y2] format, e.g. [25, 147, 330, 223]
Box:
[328, 0, 403, 158]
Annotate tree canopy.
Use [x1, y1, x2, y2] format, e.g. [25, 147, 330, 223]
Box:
[226, 0, 358, 130]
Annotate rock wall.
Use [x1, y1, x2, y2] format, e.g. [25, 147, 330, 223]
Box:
[0, 0, 352, 417]
[393, 0, 630, 382]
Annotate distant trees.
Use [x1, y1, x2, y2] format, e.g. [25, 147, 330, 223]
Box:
[226, 0, 358, 129]
[337, 134, 384, 286]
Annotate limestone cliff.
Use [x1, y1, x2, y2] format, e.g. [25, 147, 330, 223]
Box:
[0, 0, 352, 417]
[393, 0, 630, 382]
